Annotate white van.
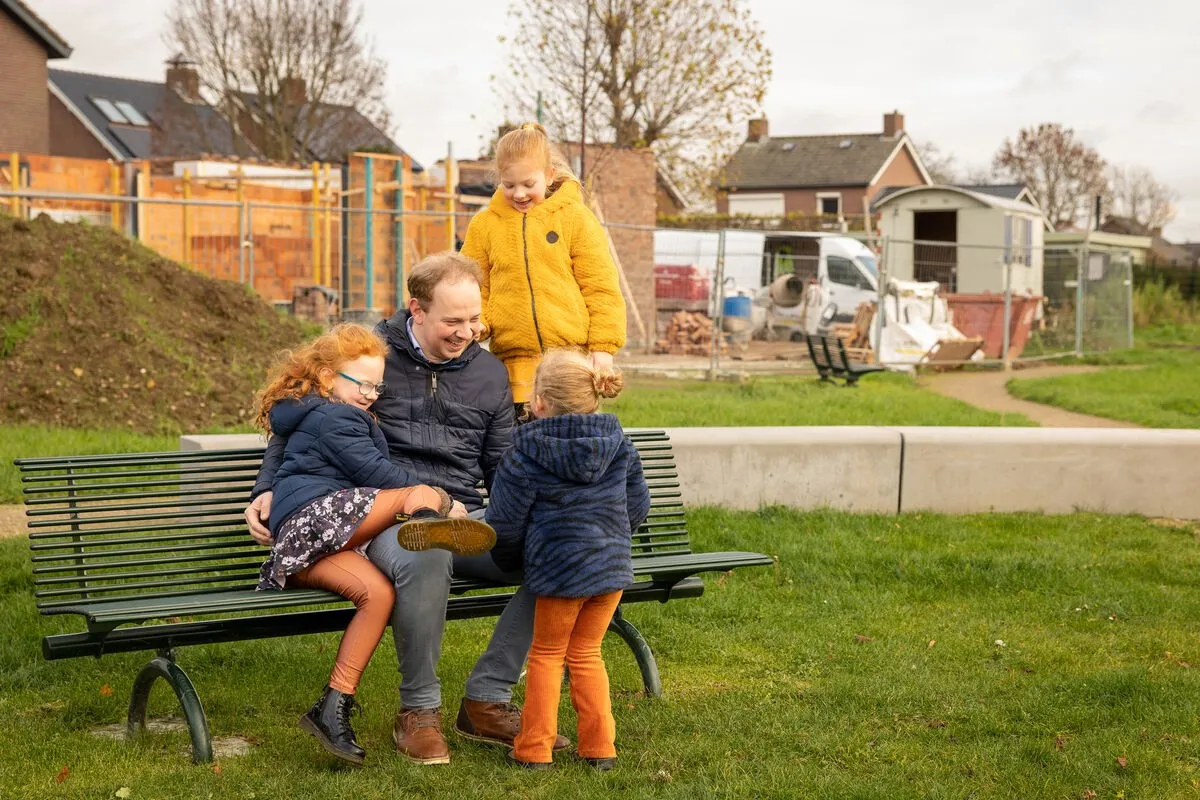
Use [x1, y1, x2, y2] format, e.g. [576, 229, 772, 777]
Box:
[763, 234, 879, 335]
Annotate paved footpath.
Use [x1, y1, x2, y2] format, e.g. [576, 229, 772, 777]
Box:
[921, 366, 1142, 428]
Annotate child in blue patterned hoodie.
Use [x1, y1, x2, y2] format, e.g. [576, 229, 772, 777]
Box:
[485, 349, 651, 770]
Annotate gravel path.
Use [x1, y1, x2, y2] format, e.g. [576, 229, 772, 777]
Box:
[919, 365, 1143, 428]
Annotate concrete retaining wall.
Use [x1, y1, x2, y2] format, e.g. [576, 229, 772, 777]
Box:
[661, 427, 901, 513]
[895, 427, 1200, 519]
[180, 427, 1200, 519]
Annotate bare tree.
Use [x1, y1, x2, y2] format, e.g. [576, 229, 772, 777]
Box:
[1105, 165, 1177, 231]
[914, 140, 958, 185]
[166, 0, 391, 162]
[501, 0, 772, 200]
[992, 123, 1106, 230]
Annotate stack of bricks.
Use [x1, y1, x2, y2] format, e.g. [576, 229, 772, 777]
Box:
[653, 311, 725, 356]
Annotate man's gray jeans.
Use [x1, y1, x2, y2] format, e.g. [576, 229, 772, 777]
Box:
[365, 512, 533, 711]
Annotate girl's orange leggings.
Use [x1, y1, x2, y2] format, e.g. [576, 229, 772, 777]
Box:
[289, 485, 442, 695]
[513, 591, 623, 763]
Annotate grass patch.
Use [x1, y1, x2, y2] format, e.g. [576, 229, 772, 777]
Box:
[0, 425, 179, 505]
[614, 374, 1035, 428]
[1008, 325, 1200, 428]
[2, 509, 1199, 797]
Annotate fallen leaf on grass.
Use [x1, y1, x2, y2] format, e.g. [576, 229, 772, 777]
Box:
[212, 762, 222, 776]
[115, 789, 131, 799]
[926, 720, 946, 729]
[854, 634, 873, 643]
[1116, 755, 1128, 768]
[1179, 661, 1192, 669]
[1081, 791, 1097, 799]
[99, 684, 114, 697]
[55, 766, 69, 784]
[1054, 735, 1065, 751]
[928, 639, 936, 648]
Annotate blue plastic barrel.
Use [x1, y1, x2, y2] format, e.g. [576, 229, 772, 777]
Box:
[722, 295, 752, 319]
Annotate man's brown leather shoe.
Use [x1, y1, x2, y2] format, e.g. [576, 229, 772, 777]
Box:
[454, 698, 570, 751]
[393, 707, 451, 765]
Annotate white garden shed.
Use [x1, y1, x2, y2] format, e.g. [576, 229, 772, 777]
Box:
[873, 184, 1049, 296]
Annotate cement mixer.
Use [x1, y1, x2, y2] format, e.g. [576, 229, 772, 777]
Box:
[753, 235, 879, 340]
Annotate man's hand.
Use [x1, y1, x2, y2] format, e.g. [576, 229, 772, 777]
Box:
[245, 491, 274, 546]
[448, 500, 468, 519]
[589, 351, 614, 372]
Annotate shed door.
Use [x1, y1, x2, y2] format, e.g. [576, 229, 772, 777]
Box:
[913, 210, 958, 292]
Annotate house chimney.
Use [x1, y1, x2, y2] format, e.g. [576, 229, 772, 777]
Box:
[883, 110, 904, 138]
[279, 75, 307, 107]
[165, 54, 200, 102]
[747, 117, 769, 141]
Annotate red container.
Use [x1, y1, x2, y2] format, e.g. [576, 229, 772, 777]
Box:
[945, 294, 1042, 360]
[655, 264, 709, 301]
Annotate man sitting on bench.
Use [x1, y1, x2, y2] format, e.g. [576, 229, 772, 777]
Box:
[244, 253, 568, 764]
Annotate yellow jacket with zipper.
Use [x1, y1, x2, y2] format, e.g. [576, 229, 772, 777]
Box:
[461, 180, 626, 402]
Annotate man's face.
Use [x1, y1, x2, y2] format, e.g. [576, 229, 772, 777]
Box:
[409, 278, 483, 362]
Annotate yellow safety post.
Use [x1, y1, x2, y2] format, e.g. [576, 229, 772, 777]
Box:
[311, 161, 321, 285]
[322, 163, 333, 287]
[445, 142, 455, 250]
[9, 152, 19, 216]
[182, 168, 192, 267]
[109, 161, 121, 231]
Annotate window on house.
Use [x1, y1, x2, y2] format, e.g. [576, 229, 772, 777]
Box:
[91, 97, 128, 124]
[114, 101, 150, 126]
[817, 193, 842, 216]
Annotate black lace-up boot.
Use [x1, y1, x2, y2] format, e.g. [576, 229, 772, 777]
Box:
[299, 686, 365, 765]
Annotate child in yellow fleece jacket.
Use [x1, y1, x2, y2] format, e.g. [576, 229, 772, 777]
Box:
[460, 123, 626, 408]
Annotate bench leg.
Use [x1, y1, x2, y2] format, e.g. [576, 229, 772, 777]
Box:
[607, 607, 663, 698]
[127, 649, 213, 764]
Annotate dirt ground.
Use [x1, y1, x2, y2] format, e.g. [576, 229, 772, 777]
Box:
[0, 506, 25, 539]
[0, 215, 308, 433]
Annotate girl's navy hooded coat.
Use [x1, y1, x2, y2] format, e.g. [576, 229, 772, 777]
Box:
[267, 395, 413, 534]
[485, 413, 651, 598]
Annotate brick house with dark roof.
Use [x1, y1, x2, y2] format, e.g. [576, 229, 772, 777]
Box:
[0, 0, 71, 154]
[717, 111, 932, 221]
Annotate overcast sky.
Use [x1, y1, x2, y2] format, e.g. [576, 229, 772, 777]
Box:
[35, 0, 1200, 240]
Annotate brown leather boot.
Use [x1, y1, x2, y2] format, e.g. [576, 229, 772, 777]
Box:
[454, 698, 571, 751]
[392, 707, 450, 765]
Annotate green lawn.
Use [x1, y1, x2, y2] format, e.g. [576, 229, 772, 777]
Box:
[2, 508, 1199, 798]
[0, 375, 1030, 505]
[613, 373, 1034, 428]
[1008, 325, 1200, 428]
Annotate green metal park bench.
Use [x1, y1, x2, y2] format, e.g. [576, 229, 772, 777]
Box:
[805, 333, 886, 386]
[15, 430, 773, 763]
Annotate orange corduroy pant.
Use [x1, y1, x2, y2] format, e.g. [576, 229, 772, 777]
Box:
[290, 485, 442, 695]
[513, 590, 623, 763]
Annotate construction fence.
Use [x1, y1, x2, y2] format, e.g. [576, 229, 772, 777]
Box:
[650, 228, 1136, 374]
[0, 151, 469, 324]
[1, 152, 1137, 375]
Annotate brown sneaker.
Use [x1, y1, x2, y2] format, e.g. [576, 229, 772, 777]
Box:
[392, 707, 450, 765]
[454, 698, 571, 752]
[396, 511, 497, 557]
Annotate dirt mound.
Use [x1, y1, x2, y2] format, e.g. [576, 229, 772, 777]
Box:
[0, 214, 311, 434]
